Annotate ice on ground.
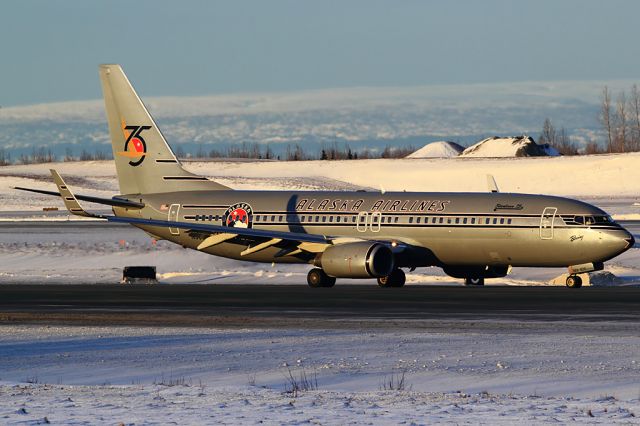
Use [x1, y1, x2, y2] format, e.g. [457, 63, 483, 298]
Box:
[406, 141, 464, 158]
[2, 384, 639, 425]
[1, 324, 640, 424]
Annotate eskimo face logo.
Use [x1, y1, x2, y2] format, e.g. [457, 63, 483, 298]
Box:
[223, 203, 253, 228]
[117, 125, 152, 166]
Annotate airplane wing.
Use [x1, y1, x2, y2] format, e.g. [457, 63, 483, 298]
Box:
[17, 170, 410, 256]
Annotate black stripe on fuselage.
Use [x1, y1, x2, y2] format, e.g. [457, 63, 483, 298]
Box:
[163, 176, 209, 181]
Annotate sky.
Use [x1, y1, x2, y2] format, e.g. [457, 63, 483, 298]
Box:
[1, 0, 640, 107]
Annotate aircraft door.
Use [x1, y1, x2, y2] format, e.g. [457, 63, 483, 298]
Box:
[370, 211, 381, 232]
[540, 207, 557, 240]
[168, 203, 180, 235]
[356, 211, 368, 232]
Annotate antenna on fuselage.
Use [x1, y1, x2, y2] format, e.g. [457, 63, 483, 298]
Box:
[487, 174, 499, 193]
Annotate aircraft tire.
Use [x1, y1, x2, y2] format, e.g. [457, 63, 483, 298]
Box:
[565, 275, 582, 288]
[464, 277, 484, 286]
[307, 268, 336, 288]
[377, 269, 406, 288]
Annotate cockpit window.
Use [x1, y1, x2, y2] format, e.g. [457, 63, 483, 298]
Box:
[594, 215, 613, 224]
[564, 215, 616, 226]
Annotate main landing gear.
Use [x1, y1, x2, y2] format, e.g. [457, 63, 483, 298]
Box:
[307, 268, 336, 288]
[464, 277, 485, 286]
[565, 275, 582, 288]
[377, 269, 406, 288]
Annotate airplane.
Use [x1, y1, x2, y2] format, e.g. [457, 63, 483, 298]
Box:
[15, 64, 635, 289]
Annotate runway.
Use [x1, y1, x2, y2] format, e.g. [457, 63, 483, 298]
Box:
[1, 284, 640, 326]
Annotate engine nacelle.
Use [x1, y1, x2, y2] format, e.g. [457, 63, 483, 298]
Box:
[315, 242, 394, 278]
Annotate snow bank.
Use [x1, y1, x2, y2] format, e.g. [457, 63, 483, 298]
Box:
[406, 141, 464, 158]
[461, 136, 559, 157]
[3, 152, 640, 213]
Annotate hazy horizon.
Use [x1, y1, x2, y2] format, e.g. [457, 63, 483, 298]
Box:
[2, 1, 639, 107]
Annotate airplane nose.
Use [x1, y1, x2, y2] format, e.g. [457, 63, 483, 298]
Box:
[624, 232, 635, 249]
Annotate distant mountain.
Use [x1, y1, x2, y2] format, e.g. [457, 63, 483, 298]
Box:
[0, 79, 626, 159]
[406, 141, 464, 158]
[460, 136, 560, 157]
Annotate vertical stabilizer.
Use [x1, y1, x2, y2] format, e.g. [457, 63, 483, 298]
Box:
[99, 64, 229, 195]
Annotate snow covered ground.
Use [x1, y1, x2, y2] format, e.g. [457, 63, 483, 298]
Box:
[1, 324, 640, 424]
[3, 153, 640, 211]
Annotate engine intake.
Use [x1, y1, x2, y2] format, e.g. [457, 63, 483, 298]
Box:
[316, 242, 394, 278]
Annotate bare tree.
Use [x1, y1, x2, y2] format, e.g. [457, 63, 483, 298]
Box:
[630, 84, 640, 151]
[0, 148, 10, 166]
[538, 118, 557, 146]
[615, 91, 628, 152]
[584, 141, 602, 155]
[556, 128, 578, 155]
[600, 86, 614, 152]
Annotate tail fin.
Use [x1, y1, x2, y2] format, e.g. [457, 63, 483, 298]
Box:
[99, 64, 229, 195]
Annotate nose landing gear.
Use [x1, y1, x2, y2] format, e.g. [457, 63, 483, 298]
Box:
[464, 277, 485, 286]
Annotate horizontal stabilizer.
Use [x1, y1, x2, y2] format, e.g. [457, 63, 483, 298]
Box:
[13, 187, 144, 209]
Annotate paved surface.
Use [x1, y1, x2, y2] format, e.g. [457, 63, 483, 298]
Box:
[0, 284, 639, 326]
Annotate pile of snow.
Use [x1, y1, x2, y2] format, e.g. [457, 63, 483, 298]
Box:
[406, 141, 464, 158]
[5, 152, 640, 211]
[461, 136, 560, 158]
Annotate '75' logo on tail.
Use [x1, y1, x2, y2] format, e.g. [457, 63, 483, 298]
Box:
[117, 125, 152, 166]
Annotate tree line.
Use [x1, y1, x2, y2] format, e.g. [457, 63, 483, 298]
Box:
[541, 84, 640, 155]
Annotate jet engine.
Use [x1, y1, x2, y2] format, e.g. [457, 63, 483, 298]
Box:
[315, 242, 394, 278]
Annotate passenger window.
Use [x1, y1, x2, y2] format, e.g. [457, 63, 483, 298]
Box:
[500, 218, 505, 224]
[417, 217, 421, 224]
[574, 216, 584, 225]
[447, 218, 452, 224]
[329, 216, 334, 222]
[585, 216, 595, 225]
[455, 218, 460, 224]
[471, 218, 475, 224]
[439, 217, 444, 224]
[508, 218, 512, 224]
[485, 218, 490, 224]
[463, 218, 467, 224]
[300, 215, 305, 221]
[315, 216, 320, 222]
[352, 216, 356, 223]
[322, 216, 327, 222]
[394, 217, 399, 223]
[336, 216, 341, 223]
[409, 217, 413, 224]
[493, 218, 497, 224]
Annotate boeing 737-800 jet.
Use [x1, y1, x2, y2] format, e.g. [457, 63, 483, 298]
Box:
[16, 65, 635, 288]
